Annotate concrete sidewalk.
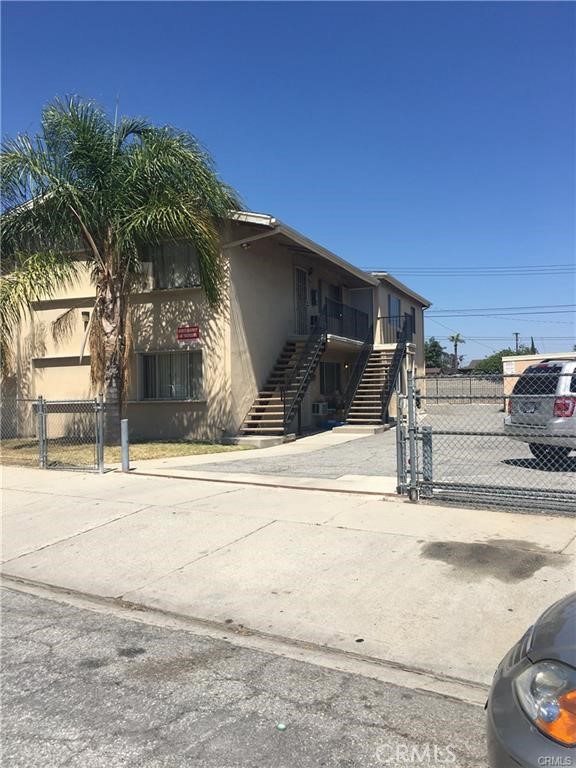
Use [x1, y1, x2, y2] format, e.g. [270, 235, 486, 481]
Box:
[2, 465, 575, 705]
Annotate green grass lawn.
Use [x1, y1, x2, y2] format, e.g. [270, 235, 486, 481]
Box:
[0, 438, 251, 468]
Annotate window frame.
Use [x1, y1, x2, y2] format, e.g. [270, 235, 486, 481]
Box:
[138, 349, 204, 402]
[388, 294, 401, 320]
[143, 241, 202, 291]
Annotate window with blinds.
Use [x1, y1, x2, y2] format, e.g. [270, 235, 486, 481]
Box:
[143, 241, 202, 290]
[141, 351, 203, 400]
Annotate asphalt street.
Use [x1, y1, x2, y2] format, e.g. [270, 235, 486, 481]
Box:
[2, 588, 489, 768]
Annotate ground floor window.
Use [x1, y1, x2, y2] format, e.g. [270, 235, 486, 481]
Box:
[140, 350, 203, 400]
[320, 362, 341, 396]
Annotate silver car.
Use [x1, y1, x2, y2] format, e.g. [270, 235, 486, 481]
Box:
[486, 592, 576, 766]
[504, 359, 576, 465]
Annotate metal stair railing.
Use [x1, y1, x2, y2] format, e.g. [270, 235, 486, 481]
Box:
[281, 306, 328, 432]
[343, 325, 374, 420]
[380, 315, 412, 422]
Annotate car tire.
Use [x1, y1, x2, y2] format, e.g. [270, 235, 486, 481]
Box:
[529, 443, 571, 466]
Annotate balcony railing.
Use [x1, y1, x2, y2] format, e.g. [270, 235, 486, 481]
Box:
[324, 299, 370, 342]
[377, 315, 415, 345]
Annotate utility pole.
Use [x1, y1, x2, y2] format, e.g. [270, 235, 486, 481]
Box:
[513, 332, 519, 353]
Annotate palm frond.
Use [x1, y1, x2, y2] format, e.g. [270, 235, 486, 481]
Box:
[0, 252, 79, 374]
[51, 307, 78, 345]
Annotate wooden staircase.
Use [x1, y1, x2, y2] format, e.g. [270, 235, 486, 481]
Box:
[346, 348, 395, 425]
[240, 337, 325, 436]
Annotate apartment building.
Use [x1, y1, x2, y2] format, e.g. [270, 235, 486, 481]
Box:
[6, 212, 430, 442]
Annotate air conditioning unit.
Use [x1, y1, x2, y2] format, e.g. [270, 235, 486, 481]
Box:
[312, 402, 328, 416]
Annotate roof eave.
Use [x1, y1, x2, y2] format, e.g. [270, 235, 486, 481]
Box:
[275, 222, 378, 287]
[370, 271, 432, 308]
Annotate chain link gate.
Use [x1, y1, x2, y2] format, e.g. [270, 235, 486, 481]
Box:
[38, 396, 105, 472]
[396, 371, 576, 514]
[1, 396, 105, 472]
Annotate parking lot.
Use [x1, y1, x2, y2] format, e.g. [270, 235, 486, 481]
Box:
[166, 396, 576, 513]
[177, 403, 574, 500]
[420, 403, 576, 493]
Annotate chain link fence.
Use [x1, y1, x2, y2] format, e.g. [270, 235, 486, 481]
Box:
[1, 397, 105, 471]
[397, 370, 576, 514]
[0, 398, 40, 467]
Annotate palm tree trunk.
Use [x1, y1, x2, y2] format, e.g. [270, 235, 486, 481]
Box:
[93, 272, 127, 445]
[453, 341, 458, 370]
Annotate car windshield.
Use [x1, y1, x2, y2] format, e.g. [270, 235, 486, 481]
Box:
[513, 366, 562, 396]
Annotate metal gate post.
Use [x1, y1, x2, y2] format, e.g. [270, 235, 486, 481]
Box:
[395, 371, 407, 493]
[407, 371, 419, 502]
[421, 425, 433, 498]
[37, 396, 47, 469]
[96, 395, 105, 473]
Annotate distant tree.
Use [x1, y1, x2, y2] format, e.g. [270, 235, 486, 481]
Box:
[448, 333, 465, 370]
[425, 337, 446, 368]
[474, 345, 535, 374]
[529, 337, 538, 354]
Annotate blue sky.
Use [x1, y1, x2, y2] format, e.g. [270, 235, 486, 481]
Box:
[2, 1, 574, 361]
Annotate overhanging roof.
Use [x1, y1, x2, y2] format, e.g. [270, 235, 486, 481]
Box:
[370, 271, 432, 308]
[231, 211, 378, 288]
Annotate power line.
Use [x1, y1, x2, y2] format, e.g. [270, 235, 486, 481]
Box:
[428, 304, 576, 313]
[426, 336, 575, 340]
[427, 312, 574, 319]
[371, 264, 574, 273]
[426, 318, 496, 351]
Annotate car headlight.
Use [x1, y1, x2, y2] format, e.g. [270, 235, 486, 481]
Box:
[514, 661, 576, 746]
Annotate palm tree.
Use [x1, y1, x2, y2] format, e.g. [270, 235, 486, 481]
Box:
[1, 96, 241, 432]
[448, 333, 465, 370]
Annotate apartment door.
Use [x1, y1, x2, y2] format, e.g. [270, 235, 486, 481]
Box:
[295, 267, 309, 334]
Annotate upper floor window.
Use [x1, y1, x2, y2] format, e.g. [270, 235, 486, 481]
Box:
[388, 294, 401, 320]
[143, 241, 201, 290]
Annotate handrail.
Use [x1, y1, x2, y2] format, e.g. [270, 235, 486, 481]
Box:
[342, 325, 374, 419]
[281, 306, 328, 430]
[376, 315, 414, 345]
[380, 316, 411, 421]
[325, 298, 369, 342]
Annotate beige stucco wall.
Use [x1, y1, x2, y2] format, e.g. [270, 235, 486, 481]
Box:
[8, 260, 234, 442]
[228, 240, 295, 430]
[127, 287, 231, 441]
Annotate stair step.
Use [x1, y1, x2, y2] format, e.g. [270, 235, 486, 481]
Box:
[243, 419, 284, 426]
[241, 428, 285, 434]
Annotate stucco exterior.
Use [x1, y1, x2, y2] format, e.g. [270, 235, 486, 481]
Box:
[5, 214, 430, 441]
